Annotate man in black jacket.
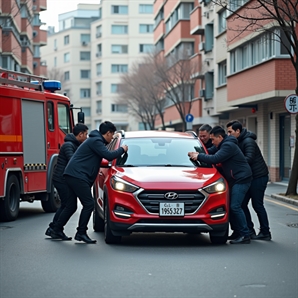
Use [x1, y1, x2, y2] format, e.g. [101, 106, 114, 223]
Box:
[189, 126, 252, 244]
[45, 123, 89, 240]
[198, 124, 213, 149]
[63, 121, 128, 244]
[227, 120, 271, 240]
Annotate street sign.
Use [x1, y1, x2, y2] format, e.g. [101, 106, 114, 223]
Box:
[185, 113, 194, 122]
[284, 94, 298, 114]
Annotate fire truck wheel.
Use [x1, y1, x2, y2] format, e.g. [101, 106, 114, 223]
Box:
[0, 175, 20, 221]
[41, 184, 61, 213]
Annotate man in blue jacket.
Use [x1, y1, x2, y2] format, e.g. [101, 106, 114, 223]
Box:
[63, 121, 128, 243]
[226, 120, 271, 241]
[188, 126, 252, 244]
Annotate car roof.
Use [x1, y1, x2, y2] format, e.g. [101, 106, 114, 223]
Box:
[115, 130, 198, 139]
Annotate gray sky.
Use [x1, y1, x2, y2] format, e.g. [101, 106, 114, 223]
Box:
[40, 0, 101, 31]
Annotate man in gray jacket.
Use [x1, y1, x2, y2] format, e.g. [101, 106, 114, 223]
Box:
[226, 120, 271, 241]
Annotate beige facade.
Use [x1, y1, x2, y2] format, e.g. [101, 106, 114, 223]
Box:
[41, 1, 154, 131]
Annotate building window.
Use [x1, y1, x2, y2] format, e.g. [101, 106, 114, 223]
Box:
[96, 44, 102, 57]
[54, 57, 57, 67]
[64, 71, 70, 81]
[139, 44, 153, 53]
[229, 0, 249, 12]
[96, 63, 102, 76]
[139, 4, 153, 13]
[205, 23, 214, 52]
[81, 34, 90, 45]
[54, 39, 57, 50]
[218, 9, 226, 34]
[111, 104, 128, 113]
[139, 24, 153, 33]
[218, 60, 227, 86]
[205, 71, 214, 101]
[111, 25, 128, 34]
[111, 5, 128, 14]
[111, 64, 128, 73]
[80, 89, 91, 98]
[111, 45, 128, 54]
[82, 107, 91, 117]
[99, 7, 102, 19]
[96, 101, 102, 114]
[64, 52, 70, 63]
[80, 52, 90, 61]
[111, 84, 120, 93]
[81, 70, 90, 79]
[96, 25, 102, 38]
[64, 35, 69, 45]
[96, 82, 102, 95]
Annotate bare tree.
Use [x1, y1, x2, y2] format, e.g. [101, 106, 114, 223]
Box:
[118, 57, 166, 130]
[211, 0, 298, 195]
[153, 49, 200, 131]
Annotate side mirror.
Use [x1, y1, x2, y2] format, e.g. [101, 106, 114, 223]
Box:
[78, 111, 84, 123]
[100, 158, 112, 168]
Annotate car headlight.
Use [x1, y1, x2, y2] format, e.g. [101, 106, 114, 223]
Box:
[203, 178, 226, 194]
[110, 176, 139, 193]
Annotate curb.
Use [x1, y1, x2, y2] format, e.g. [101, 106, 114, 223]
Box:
[267, 194, 298, 207]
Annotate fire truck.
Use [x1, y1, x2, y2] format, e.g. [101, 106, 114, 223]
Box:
[0, 69, 84, 221]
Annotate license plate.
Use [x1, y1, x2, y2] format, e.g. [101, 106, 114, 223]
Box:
[159, 202, 184, 216]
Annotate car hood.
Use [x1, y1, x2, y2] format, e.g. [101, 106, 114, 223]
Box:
[114, 166, 219, 190]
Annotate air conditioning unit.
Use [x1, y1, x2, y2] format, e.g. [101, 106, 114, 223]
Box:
[97, 72, 101, 76]
[96, 109, 102, 113]
[54, 47, 57, 51]
[199, 89, 205, 97]
[21, 40, 28, 46]
[96, 91, 102, 95]
[32, 5, 37, 10]
[199, 42, 205, 51]
[96, 52, 102, 57]
[33, 61, 38, 68]
[82, 41, 88, 46]
[96, 32, 102, 38]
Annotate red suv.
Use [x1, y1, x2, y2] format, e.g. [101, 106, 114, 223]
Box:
[93, 130, 229, 244]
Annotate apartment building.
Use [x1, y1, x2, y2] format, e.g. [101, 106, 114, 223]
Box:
[0, 0, 47, 76]
[41, 1, 154, 131]
[154, 0, 296, 182]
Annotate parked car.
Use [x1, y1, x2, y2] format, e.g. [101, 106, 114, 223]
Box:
[93, 130, 229, 244]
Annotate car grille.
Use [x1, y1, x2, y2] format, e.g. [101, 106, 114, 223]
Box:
[137, 190, 206, 214]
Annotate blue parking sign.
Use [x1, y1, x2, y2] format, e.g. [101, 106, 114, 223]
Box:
[185, 114, 194, 122]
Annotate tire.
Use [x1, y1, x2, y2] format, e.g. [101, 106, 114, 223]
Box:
[104, 199, 121, 244]
[41, 184, 61, 213]
[209, 227, 228, 245]
[93, 209, 104, 232]
[0, 175, 20, 221]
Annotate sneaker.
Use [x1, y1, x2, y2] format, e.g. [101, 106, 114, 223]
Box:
[251, 232, 271, 241]
[45, 227, 53, 237]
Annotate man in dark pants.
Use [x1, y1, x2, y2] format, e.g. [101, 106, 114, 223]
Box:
[63, 121, 128, 244]
[226, 120, 271, 240]
[188, 126, 252, 244]
[46, 123, 89, 240]
[198, 124, 213, 149]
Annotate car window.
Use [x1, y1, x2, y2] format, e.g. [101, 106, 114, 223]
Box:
[117, 137, 211, 167]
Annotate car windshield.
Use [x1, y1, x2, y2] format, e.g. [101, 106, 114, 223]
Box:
[116, 137, 212, 168]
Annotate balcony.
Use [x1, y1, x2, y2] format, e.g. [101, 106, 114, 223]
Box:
[39, 0, 47, 11]
[33, 29, 47, 46]
[190, 53, 204, 80]
[21, 18, 33, 39]
[190, 6, 204, 35]
[21, 46, 33, 68]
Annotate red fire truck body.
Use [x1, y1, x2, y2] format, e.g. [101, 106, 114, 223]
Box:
[0, 70, 82, 221]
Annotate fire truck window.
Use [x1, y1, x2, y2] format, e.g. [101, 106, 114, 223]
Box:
[58, 103, 71, 134]
[47, 102, 54, 130]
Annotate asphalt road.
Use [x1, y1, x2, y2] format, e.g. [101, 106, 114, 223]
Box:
[0, 197, 297, 298]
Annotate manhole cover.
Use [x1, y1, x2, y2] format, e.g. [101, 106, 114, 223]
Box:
[0, 226, 12, 230]
[287, 223, 298, 228]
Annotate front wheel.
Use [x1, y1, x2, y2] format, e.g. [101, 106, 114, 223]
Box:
[0, 175, 20, 221]
[41, 184, 61, 213]
[104, 199, 121, 244]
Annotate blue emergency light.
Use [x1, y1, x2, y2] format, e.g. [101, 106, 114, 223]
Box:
[43, 80, 61, 92]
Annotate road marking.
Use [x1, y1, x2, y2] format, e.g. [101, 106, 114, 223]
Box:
[265, 198, 298, 212]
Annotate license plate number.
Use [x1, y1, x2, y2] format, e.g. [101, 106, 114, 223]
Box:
[159, 203, 184, 216]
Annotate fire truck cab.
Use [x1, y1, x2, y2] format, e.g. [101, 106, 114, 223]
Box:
[0, 69, 84, 221]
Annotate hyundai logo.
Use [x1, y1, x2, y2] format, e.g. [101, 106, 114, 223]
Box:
[164, 192, 179, 200]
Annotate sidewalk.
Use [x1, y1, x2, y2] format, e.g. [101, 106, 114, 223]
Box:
[265, 182, 298, 207]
